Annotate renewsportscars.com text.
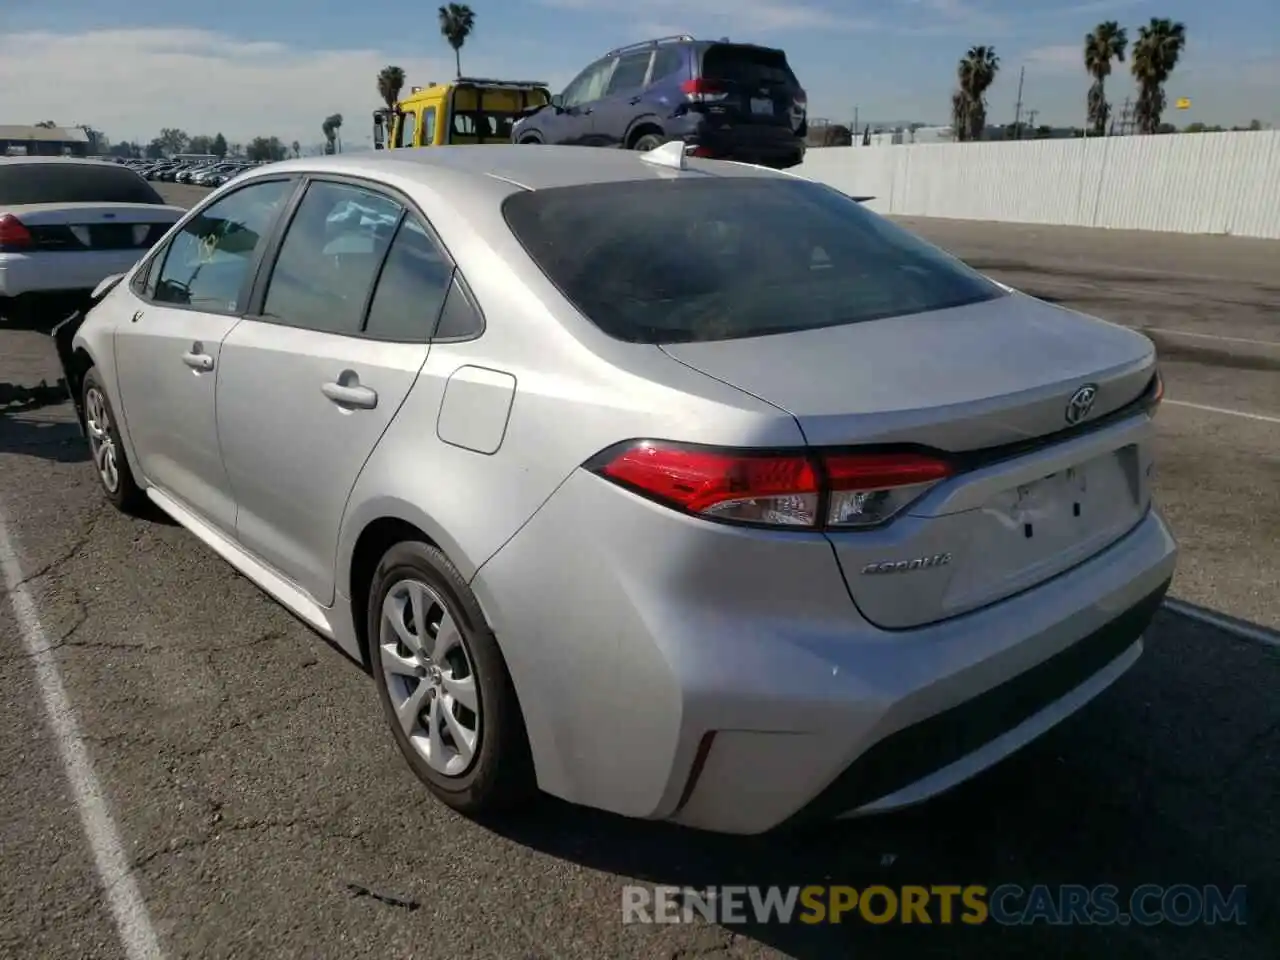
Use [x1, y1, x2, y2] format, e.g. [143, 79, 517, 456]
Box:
[622, 884, 1248, 927]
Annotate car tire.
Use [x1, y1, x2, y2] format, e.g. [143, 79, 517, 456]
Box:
[631, 132, 666, 152]
[368, 540, 536, 817]
[81, 367, 146, 514]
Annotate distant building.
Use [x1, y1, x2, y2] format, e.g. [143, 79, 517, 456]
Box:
[0, 125, 91, 157]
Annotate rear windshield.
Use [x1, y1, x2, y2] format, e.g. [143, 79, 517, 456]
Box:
[701, 44, 797, 88]
[501, 178, 1004, 344]
[0, 162, 165, 205]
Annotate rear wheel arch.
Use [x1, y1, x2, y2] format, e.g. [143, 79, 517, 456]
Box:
[349, 516, 439, 669]
[518, 132, 543, 144]
[626, 122, 666, 150]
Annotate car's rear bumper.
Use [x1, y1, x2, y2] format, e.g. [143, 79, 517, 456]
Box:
[669, 116, 806, 169]
[0, 249, 146, 298]
[472, 468, 1178, 835]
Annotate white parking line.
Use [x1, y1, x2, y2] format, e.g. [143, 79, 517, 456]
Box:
[1147, 328, 1280, 348]
[1163, 598, 1280, 649]
[0, 505, 165, 960]
[1164, 400, 1280, 424]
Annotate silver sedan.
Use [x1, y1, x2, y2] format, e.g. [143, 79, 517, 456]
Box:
[55, 144, 1176, 834]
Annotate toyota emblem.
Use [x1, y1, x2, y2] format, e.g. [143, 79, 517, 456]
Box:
[1065, 384, 1098, 425]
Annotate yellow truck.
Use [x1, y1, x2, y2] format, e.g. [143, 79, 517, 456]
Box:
[373, 78, 552, 148]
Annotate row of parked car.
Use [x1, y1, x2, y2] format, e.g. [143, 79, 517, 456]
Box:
[114, 157, 264, 189]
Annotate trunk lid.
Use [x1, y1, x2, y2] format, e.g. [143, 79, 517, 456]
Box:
[662, 294, 1160, 628]
[695, 43, 805, 131]
[2, 202, 183, 252]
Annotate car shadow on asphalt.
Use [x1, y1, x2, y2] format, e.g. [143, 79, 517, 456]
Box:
[480, 611, 1278, 959]
[0, 399, 178, 525]
[0, 400, 91, 464]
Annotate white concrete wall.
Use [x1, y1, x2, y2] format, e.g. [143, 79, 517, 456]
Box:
[796, 131, 1280, 239]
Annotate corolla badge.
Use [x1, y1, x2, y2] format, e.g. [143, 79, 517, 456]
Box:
[861, 553, 952, 575]
[1065, 384, 1098, 425]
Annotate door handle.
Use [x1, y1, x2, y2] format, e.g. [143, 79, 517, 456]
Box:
[628, 96, 642, 105]
[321, 381, 378, 409]
[181, 350, 214, 371]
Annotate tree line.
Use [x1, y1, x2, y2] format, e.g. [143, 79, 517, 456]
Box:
[951, 16, 1199, 141]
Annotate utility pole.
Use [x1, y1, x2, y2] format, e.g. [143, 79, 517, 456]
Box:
[853, 106, 859, 141]
[1012, 65, 1025, 139]
[1026, 108, 1039, 135]
[1111, 97, 1131, 136]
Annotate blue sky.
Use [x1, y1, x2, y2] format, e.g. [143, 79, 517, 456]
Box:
[1, 0, 1275, 145]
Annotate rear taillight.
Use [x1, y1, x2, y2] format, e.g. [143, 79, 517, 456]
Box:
[681, 78, 727, 102]
[794, 87, 808, 108]
[0, 214, 33, 251]
[589, 441, 953, 530]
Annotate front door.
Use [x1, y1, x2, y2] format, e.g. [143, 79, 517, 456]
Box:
[543, 57, 616, 145]
[216, 179, 453, 604]
[112, 177, 296, 535]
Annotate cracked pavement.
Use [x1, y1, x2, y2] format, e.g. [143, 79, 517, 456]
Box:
[1, 201, 1278, 959]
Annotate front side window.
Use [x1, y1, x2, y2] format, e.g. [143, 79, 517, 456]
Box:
[397, 111, 418, 148]
[502, 178, 1004, 344]
[422, 108, 437, 145]
[151, 178, 292, 312]
[260, 180, 402, 335]
[562, 59, 614, 108]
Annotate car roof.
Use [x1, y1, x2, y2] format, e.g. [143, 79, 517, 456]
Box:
[251, 145, 796, 193]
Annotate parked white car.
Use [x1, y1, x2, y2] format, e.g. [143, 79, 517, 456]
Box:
[0, 157, 184, 325]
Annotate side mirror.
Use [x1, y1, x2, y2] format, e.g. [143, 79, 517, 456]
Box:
[550, 93, 564, 111]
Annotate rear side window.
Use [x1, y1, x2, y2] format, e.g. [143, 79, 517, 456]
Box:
[650, 47, 685, 83]
[0, 162, 165, 205]
[502, 178, 1003, 344]
[261, 181, 402, 335]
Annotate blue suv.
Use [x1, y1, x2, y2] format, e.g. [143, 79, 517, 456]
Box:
[511, 36, 808, 169]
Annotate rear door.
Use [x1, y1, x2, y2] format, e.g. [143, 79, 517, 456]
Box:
[215, 177, 450, 604]
[695, 43, 805, 134]
[590, 49, 654, 147]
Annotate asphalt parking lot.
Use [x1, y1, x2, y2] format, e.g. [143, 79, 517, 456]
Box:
[1, 184, 1277, 960]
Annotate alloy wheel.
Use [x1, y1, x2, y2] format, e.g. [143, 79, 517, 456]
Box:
[84, 386, 120, 493]
[379, 579, 482, 777]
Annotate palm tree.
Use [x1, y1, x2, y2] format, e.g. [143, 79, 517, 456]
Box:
[1084, 21, 1128, 136]
[1130, 18, 1187, 135]
[322, 113, 344, 154]
[291, 140, 301, 158]
[377, 65, 407, 113]
[952, 46, 1000, 141]
[438, 4, 476, 79]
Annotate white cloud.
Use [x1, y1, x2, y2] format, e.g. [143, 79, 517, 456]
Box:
[0, 28, 575, 148]
[1024, 44, 1083, 72]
